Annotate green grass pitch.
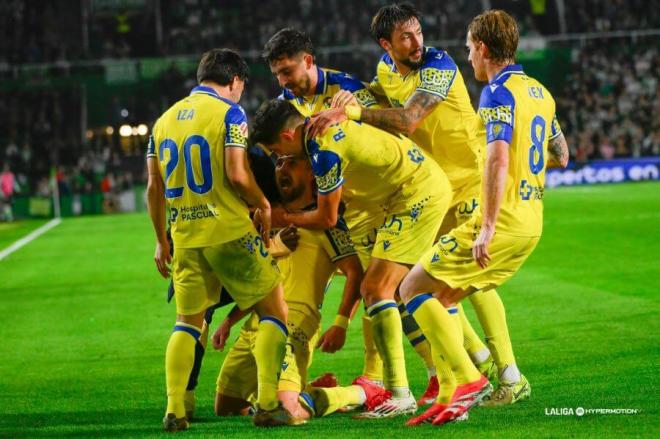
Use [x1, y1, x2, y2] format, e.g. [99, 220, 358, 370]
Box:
[1, 182, 658, 438]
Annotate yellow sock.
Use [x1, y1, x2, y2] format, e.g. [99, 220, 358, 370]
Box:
[457, 303, 489, 359]
[254, 317, 288, 410]
[166, 322, 201, 417]
[447, 306, 464, 342]
[361, 315, 383, 382]
[406, 295, 480, 384]
[398, 302, 435, 373]
[367, 300, 408, 390]
[310, 385, 365, 416]
[469, 289, 516, 372]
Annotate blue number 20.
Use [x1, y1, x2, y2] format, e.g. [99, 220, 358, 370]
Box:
[528, 116, 545, 175]
[159, 135, 213, 198]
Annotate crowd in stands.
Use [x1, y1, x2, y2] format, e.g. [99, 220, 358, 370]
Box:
[0, 0, 657, 211]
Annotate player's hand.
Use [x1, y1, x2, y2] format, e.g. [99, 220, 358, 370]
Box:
[271, 205, 289, 228]
[330, 90, 358, 109]
[316, 325, 347, 353]
[253, 205, 272, 248]
[154, 241, 171, 278]
[307, 108, 347, 139]
[279, 225, 300, 252]
[472, 225, 495, 268]
[212, 319, 232, 351]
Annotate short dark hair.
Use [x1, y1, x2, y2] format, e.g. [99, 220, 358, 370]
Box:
[262, 27, 315, 64]
[468, 10, 519, 64]
[370, 3, 421, 42]
[196, 48, 249, 85]
[251, 99, 302, 146]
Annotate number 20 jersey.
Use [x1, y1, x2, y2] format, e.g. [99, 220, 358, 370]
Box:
[478, 64, 562, 238]
[147, 85, 253, 248]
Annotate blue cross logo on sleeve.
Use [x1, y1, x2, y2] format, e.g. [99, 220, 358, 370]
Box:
[407, 146, 425, 163]
[519, 180, 532, 200]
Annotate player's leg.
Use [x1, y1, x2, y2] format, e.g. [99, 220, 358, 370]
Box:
[309, 376, 391, 417]
[163, 247, 219, 432]
[400, 265, 491, 426]
[360, 314, 384, 384]
[358, 257, 417, 417]
[215, 324, 258, 416]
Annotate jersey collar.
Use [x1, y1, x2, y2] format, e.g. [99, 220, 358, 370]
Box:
[489, 64, 524, 85]
[315, 65, 326, 95]
[190, 85, 236, 106]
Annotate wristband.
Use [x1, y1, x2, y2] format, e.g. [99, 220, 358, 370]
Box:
[344, 105, 362, 121]
[333, 314, 350, 329]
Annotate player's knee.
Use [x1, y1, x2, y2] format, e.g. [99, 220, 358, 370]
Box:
[360, 276, 389, 304]
[398, 273, 416, 303]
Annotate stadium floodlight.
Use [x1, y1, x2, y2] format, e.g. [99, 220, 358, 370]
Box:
[137, 124, 149, 136]
[131, 126, 139, 136]
[106, 126, 114, 135]
[119, 124, 133, 137]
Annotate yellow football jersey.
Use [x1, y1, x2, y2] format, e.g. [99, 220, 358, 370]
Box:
[305, 120, 446, 212]
[243, 216, 356, 338]
[370, 47, 484, 189]
[147, 85, 253, 248]
[477, 64, 562, 237]
[282, 66, 378, 117]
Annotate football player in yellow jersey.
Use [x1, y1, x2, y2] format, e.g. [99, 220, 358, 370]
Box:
[400, 10, 569, 426]
[263, 27, 378, 118]
[146, 49, 295, 430]
[308, 3, 514, 407]
[264, 26, 416, 391]
[252, 98, 453, 418]
[214, 155, 390, 421]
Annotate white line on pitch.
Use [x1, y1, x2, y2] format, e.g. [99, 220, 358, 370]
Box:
[0, 218, 62, 261]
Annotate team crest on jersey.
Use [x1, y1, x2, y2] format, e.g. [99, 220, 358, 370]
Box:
[479, 106, 513, 125]
[419, 68, 455, 97]
[407, 145, 425, 163]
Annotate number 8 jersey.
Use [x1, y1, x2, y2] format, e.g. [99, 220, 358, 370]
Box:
[147, 85, 254, 248]
[477, 64, 562, 238]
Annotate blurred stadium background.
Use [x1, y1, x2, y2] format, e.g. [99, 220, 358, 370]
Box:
[0, 1, 658, 437]
[0, 0, 658, 219]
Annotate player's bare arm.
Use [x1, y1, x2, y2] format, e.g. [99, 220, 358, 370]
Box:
[317, 254, 363, 353]
[146, 156, 171, 278]
[547, 132, 569, 168]
[307, 89, 441, 138]
[473, 140, 509, 268]
[212, 305, 251, 350]
[224, 147, 272, 245]
[361, 90, 443, 135]
[281, 186, 343, 229]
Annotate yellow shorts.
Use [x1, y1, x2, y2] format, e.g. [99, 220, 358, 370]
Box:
[345, 207, 382, 270]
[216, 316, 318, 398]
[439, 176, 481, 236]
[173, 231, 282, 315]
[421, 218, 540, 291]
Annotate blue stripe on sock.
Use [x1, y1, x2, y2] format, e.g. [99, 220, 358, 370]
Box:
[299, 391, 316, 415]
[368, 301, 398, 317]
[259, 316, 288, 336]
[447, 307, 459, 314]
[173, 325, 201, 340]
[405, 293, 433, 315]
[410, 334, 427, 347]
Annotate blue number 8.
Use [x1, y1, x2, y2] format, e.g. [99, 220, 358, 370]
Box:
[159, 136, 213, 198]
[528, 116, 545, 175]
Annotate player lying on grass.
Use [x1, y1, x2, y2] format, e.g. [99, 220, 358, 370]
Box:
[400, 9, 569, 426]
[252, 98, 454, 419]
[213, 153, 391, 423]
